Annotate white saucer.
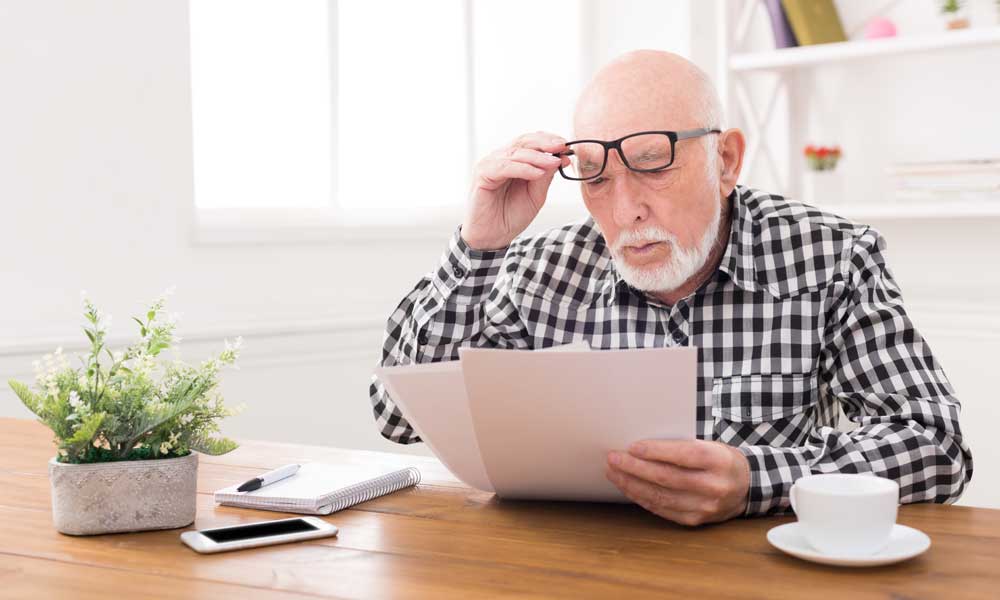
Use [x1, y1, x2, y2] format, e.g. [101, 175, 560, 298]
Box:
[766, 522, 931, 567]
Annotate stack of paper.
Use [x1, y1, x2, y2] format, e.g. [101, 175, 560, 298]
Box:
[887, 159, 1000, 204]
[376, 344, 697, 502]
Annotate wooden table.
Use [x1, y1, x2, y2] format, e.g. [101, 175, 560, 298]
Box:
[2, 418, 997, 599]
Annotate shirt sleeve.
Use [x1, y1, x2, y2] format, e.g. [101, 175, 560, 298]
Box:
[368, 227, 533, 444]
[738, 226, 974, 516]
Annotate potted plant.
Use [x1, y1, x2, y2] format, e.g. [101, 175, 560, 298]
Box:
[8, 291, 243, 535]
[801, 144, 844, 208]
[940, 0, 969, 29]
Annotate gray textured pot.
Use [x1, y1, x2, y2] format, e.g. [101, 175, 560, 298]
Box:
[48, 452, 198, 535]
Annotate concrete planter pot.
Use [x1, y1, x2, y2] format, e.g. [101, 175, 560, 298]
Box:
[48, 452, 198, 535]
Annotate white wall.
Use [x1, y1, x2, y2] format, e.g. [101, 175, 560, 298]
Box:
[2, 0, 996, 507]
[0, 0, 444, 457]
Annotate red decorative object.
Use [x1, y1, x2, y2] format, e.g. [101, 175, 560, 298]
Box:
[804, 145, 842, 171]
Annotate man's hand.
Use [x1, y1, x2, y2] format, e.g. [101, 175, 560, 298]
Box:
[606, 439, 751, 527]
[461, 132, 570, 251]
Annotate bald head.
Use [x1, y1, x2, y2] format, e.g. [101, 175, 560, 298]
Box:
[573, 50, 723, 142]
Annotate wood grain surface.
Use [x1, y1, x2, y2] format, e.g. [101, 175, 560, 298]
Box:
[1, 418, 996, 599]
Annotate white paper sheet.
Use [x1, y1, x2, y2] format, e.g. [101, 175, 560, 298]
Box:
[458, 346, 697, 502]
[376, 361, 494, 491]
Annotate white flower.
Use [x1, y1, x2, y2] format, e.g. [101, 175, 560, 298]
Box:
[112, 350, 124, 362]
[179, 413, 195, 425]
[68, 390, 82, 409]
[159, 441, 171, 455]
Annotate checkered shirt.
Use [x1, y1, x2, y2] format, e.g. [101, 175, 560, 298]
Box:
[369, 185, 973, 516]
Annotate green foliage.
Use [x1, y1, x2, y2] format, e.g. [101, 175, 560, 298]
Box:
[940, 0, 963, 14]
[9, 291, 244, 463]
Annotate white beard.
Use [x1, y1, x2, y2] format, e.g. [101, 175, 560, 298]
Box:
[608, 199, 723, 293]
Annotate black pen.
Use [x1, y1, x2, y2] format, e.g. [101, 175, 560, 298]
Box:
[236, 463, 301, 492]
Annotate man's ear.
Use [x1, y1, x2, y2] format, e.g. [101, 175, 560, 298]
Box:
[716, 128, 746, 198]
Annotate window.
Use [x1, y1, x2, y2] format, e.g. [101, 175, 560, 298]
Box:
[470, 1, 584, 210]
[189, 0, 334, 211]
[188, 0, 585, 237]
[336, 0, 470, 225]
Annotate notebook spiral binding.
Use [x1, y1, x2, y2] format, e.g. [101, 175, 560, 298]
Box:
[321, 467, 422, 513]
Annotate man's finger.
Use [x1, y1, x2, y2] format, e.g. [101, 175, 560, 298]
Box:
[480, 158, 546, 184]
[512, 132, 567, 154]
[630, 495, 706, 528]
[627, 439, 726, 470]
[605, 467, 705, 514]
[500, 147, 563, 170]
[608, 451, 718, 495]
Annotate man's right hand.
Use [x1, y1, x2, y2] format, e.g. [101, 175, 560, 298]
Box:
[461, 132, 570, 251]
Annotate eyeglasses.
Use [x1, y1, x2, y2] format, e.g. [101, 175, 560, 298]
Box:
[554, 128, 721, 181]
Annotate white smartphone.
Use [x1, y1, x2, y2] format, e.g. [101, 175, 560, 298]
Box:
[180, 516, 338, 554]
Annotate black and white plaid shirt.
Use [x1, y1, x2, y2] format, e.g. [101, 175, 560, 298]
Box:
[369, 185, 973, 516]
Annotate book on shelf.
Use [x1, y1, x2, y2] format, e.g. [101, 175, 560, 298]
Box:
[886, 158, 1000, 177]
[780, 0, 847, 46]
[764, 0, 798, 49]
[886, 159, 1000, 204]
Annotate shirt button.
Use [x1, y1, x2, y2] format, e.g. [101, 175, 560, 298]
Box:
[453, 266, 466, 278]
[417, 330, 429, 345]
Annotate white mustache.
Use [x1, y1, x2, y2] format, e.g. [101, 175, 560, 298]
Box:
[611, 227, 678, 253]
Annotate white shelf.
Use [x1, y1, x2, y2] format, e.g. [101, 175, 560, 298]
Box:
[731, 27, 1000, 72]
[825, 200, 1000, 220]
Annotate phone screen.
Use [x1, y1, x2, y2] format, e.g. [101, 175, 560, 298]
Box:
[201, 518, 319, 543]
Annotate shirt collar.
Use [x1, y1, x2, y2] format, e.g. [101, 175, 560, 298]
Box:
[600, 185, 760, 306]
[716, 185, 760, 293]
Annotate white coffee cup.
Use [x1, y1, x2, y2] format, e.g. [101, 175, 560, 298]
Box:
[789, 473, 899, 556]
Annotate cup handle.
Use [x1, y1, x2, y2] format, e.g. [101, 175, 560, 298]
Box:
[789, 484, 798, 514]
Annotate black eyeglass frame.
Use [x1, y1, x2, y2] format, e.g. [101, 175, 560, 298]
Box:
[554, 127, 722, 181]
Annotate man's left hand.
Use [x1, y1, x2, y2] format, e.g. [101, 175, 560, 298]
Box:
[606, 439, 751, 527]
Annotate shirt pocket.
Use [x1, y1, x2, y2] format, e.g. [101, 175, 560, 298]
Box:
[711, 372, 818, 445]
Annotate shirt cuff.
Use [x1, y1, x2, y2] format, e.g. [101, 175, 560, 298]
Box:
[738, 444, 811, 517]
[428, 227, 508, 301]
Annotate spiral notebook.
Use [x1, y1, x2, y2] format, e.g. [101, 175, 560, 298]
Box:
[214, 462, 421, 515]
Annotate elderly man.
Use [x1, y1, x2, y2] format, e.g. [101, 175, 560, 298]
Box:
[368, 50, 972, 526]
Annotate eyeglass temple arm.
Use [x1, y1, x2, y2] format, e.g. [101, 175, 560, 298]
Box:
[676, 127, 722, 140]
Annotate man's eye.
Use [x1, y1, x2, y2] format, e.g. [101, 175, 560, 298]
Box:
[586, 177, 607, 186]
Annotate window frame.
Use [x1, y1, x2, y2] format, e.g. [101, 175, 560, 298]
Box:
[187, 0, 586, 247]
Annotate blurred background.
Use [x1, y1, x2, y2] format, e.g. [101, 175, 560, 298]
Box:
[1, 0, 998, 507]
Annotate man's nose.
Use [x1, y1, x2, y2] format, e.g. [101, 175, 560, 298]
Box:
[606, 153, 649, 228]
